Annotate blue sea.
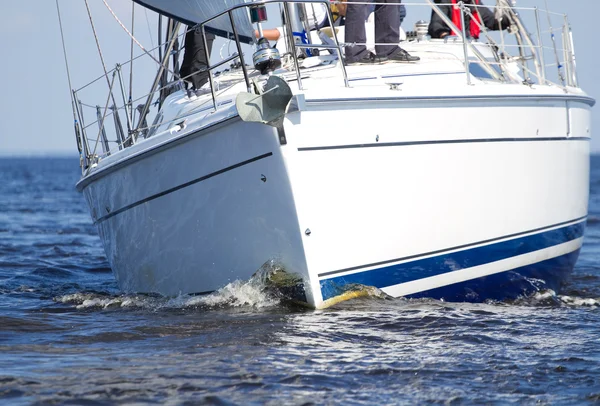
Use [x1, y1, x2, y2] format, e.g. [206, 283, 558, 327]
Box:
[1, 156, 599, 405]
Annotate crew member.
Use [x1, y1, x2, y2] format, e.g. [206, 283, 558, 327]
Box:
[344, 0, 419, 64]
[428, 0, 510, 39]
[180, 25, 215, 98]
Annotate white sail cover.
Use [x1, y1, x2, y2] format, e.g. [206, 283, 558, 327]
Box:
[133, 0, 255, 43]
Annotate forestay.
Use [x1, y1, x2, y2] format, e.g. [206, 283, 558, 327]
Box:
[132, 0, 255, 43]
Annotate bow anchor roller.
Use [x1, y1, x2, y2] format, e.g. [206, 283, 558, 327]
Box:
[236, 75, 293, 145]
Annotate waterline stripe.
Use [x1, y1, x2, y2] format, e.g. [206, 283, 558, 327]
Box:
[381, 238, 582, 298]
[318, 216, 586, 278]
[319, 220, 585, 301]
[94, 152, 273, 224]
[299, 137, 590, 152]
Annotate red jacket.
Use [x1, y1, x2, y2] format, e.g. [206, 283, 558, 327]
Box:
[451, 0, 482, 39]
[427, 0, 508, 40]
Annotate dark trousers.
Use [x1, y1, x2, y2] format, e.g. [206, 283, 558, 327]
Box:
[180, 26, 215, 90]
[344, 0, 400, 62]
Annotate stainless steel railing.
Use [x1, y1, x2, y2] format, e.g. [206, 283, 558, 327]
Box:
[70, 0, 579, 173]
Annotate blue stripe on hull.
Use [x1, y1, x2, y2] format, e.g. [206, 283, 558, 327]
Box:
[405, 249, 580, 302]
[320, 221, 585, 302]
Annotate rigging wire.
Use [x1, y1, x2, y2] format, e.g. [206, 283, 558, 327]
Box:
[55, 0, 75, 104]
[83, 0, 111, 90]
[55, 0, 85, 161]
[129, 1, 135, 119]
[544, 0, 565, 86]
[85, 0, 129, 149]
[144, 7, 156, 51]
[101, 0, 174, 71]
[88, 72, 118, 169]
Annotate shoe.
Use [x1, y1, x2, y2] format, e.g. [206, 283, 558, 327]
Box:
[380, 48, 420, 63]
[345, 52, 376, 66]
[194, 88, 210, 97]
[186, 89, 197, 100]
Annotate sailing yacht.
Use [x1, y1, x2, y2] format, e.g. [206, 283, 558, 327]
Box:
[63, 0, 594, 308]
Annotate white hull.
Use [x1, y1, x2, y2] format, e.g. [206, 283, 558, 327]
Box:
[80, 118, 309, 298]
[63, 0, 595, 309]
[78, 87, 592, 308]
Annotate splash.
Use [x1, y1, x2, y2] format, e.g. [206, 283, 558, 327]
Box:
[558, 295, 600, 307]
[55, 292, 158, 310]
[53, 261, 304, 311]
[185, 278, 282, 308]
[518, 289, 600, 307]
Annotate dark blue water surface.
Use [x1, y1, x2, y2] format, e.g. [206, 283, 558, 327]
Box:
[1, 157, 600, 405]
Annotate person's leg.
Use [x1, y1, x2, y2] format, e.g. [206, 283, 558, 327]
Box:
[344, 0, 370, 62]
[188, 30, 215, 90]
[374, 0, 419, 62]
[374, 0, 399, 57]
[179, 26, 195, 90]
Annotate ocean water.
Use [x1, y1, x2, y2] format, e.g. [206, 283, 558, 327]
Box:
[1, 156, 599, 405]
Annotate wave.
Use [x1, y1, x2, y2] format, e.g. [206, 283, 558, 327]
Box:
[513, 289, 600, 307]
[52, 284, 600, 312]
[48, 260, 600, 312]
[54, 275, 285, 311]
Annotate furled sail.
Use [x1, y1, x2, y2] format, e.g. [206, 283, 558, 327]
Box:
[132, 0, 255, 43]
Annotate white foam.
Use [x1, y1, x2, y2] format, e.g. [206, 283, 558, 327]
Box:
[184, 279, 280, 308]
[531, 289, 557, 301]
[54, 271, 282, 310]
[526, 289, 600, 307]
[559, 295, 600, 307]
[55, 293, 152, 309]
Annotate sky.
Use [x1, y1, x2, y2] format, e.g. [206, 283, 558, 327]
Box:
[0, 0, 597, 156]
